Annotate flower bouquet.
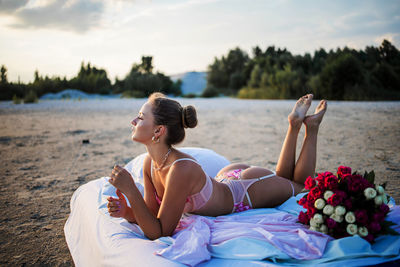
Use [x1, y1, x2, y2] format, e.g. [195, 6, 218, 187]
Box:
[298, 166, 398, 243]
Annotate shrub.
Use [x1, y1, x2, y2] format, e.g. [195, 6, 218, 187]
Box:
[12, 94, 22, 104]
[202, 86, 219, 98]
[23, 90, 38, 103]
[183, 93, 197, 98]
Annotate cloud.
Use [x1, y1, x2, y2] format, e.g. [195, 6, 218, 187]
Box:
[166, 0, 221, 11]
[0, 0, 28, 13]
[4, 0, 104, 33]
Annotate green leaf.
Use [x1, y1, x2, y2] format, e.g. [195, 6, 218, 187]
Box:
[385, 227, 400, 236]
[382, 220, 397, 227]
[364, 170, 375, 185]
[381, 220, 400, 236]
[381, 182, 387, 190]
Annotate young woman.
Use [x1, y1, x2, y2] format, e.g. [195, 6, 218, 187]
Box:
[107, 93, 327, 240]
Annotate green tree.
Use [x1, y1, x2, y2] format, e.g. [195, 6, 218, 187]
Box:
[120, 58, 179, 98]
[206, 47, 248, 95]
[319, 53, 365, 100]
[70, 62, 112, 94]
[1, 65, 7, 84]
[248, 64, 262, 88]
[140, 56, 153, 74]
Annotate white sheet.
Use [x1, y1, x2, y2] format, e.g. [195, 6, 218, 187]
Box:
[64, 148, 400, 266]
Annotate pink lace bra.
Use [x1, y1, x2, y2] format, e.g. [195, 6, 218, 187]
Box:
[151, 158, 213, 213]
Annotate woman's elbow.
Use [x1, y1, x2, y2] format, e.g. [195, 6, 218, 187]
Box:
[145, 230, 171, 240]
[145, 226, 174, 240]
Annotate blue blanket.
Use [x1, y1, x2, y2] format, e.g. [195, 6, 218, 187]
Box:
[97, 179, 400, 266]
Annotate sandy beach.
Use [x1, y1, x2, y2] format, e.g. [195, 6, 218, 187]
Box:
[0, 98, 399, 266]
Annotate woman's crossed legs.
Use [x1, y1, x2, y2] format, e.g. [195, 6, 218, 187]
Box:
[216, 94, 327, 209]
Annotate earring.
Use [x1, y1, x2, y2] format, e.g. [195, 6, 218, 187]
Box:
[152, 136, 160, 143]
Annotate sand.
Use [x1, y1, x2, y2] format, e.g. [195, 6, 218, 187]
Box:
[0, 98, 399, 266]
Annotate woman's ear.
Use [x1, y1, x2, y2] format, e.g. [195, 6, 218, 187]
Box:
[154, 125, 167, 138]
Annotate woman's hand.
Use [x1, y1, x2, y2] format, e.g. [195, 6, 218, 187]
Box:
[107, 189, 128, 218]
[109, 165, 135, 196]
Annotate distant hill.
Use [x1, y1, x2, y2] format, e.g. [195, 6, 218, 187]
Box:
[170, 71, 207, 96]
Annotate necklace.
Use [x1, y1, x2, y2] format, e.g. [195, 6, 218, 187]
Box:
[153, 148, 172, 171]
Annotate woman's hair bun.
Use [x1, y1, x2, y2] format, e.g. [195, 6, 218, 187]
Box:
[182, 105, 198, 129]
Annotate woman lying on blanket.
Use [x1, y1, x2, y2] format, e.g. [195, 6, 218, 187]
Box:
[107, 93, 327, 240]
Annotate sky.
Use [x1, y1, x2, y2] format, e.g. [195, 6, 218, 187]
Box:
[0, 0, 399, 83]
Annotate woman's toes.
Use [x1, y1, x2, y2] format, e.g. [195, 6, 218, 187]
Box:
[316, 100, 327, 113]
[303, 100, 327, 127]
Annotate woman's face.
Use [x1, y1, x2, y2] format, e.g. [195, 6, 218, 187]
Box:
[131, 102, 156, 144]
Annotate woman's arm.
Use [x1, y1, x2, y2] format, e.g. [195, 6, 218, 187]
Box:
[107, 156, 156, 223]
[155, 162, 197, 236]
[107, 189, 136, 223]
[142, 155, 161, 217]
[110, 161, 195, 240]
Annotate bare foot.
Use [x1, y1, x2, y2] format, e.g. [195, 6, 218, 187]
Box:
[288, 94, 313, 128]
[304, 100, 327, 128]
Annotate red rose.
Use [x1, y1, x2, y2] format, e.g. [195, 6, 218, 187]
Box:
[310, 187, 324, 200]
[325, 174, 339, 190]
[369, 222, 381, 233]
[373, 212, 385, 223]
[341, 173, 351, 180]
[298, 211, 309, 224]
[307, 192, 316, 203]
[355, 210, 369, 225]
[327, 193, 342, 206]
[316, 173, 325, 184]
[326, 218, 337, 229]
[379, 204, 389, 215]
[334, 190, 347, 200]
[298, 197, 307, 207]
[347, 175, 364, 192]
[344, 198, 353, 210]
[307, 207, 317, 218]
[361, 180, 373, 190]
[305, 176, 316, 190]
[317, 181, 326, 191]
[337, 166, 352, 178]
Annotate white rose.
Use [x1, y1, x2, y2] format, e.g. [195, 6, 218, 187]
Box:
[324, 190, 334, 201]
[374, 195, 383, 205]
[320, 224, 328, 234]
[314, 198, 326, 210]
[364, 188, 377, 200]
[335, 206, 346, 216]
[358, 226, 369, 237]
[310, 218, 320, 228]
[345, 211, 356, 223]
[313, 213, 324, 224]
[323, 205, 334, 215]
[330, 213, 343, 223]
[375, 185, 385, 195]
[309, 226, 318, 232]
[346, 224, 358, 235]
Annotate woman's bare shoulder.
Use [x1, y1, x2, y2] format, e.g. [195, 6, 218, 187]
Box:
[175, 150, 196, 161]
[168, 156, 204, 186]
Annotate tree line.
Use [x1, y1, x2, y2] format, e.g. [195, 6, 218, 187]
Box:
[1, 40, 399, 102]
[0, 56, 182, 103]
[204, 40, 400, 100]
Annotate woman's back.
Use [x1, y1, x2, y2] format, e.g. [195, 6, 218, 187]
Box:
[146, 152, 234, 216]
